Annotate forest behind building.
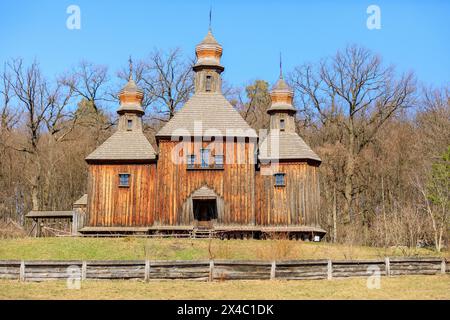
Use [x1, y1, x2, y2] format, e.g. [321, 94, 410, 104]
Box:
[0, 45, 448, 251]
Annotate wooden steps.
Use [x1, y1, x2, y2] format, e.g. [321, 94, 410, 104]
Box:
[190, 228, 217, 239]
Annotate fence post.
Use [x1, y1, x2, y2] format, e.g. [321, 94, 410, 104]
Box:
[209, 260, 214, 282]
[385, 257, 390, 277]
[19, 260, 25, 282]
[327, 260, 332, 280]
[81, 261, 87, 280]
[441, 259, 446, 274]
[145, 260, 150, 282]
[270, 261, 276, 280]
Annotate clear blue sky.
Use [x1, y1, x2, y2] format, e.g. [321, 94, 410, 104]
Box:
[1, 0, 449, 89]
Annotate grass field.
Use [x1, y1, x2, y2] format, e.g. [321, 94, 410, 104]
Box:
[0, 237, 447, 261]
[0, 238, 448, 300]
[0, 275, 449, 299]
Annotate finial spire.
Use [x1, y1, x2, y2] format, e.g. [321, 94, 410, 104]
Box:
[128, 55, 133, 81]
[279, 52, 283, 79]
[209, 6, 212, 30]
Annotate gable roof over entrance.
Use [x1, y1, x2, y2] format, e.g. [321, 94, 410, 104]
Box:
[191, 186, 218, 199]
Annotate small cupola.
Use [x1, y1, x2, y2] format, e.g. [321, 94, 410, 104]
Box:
[267, 55, 297, 133]
[85, 58, 157, 163]
[117, 58, 145, 116]
[117, 58, 145, 132]
[267, 55, 296, 115]
[194, 29, 223, 69]
[193, 27, 224, 94]
[269, 78, 295, 112]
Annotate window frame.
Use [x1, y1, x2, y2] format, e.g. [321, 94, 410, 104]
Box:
[215, 154, 224, 168]
[274, 173, 286, 187]
[205, 75, 212, 92]
[127, 119, 133, 131]
[280, 118, 285, 131]
[118, 173, 130, 187]
[200, 148, 210, 168]
[187, 154, 196, 169]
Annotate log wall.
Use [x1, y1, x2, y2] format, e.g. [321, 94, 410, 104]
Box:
[1, 257, 446, 282]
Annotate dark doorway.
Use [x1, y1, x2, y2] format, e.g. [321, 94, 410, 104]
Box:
[193, 199, 217, 229]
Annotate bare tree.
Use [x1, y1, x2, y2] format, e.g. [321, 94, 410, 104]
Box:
[60, 61, 113, 143]
[7, 58, 75, 211]
[0, 64, 19, 134]
[290, 45, 416, 223]
[414, 147, 449, 252]
[417, 86, 450, 157]
[236, 80, 271, 131]
[60, 61, 109, 112]
[138, 48, 194, 121]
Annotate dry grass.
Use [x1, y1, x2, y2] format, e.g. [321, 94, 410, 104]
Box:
[0, 220, 27, 239]
[0, 275, 448, 300]
[0, 237, 447, 261]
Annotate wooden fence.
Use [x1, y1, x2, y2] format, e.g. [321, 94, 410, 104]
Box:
[0, 257, 447, 282]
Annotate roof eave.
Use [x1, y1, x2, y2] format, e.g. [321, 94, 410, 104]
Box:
[85, 158, 157, 164]
[155, 133, 258, 141]
[259, 157, 322, 165]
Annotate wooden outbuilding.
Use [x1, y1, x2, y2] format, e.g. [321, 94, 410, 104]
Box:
[26, 194, 87, 237]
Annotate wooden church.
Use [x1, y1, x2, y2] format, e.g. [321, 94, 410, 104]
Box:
[80, 29, 325, 239]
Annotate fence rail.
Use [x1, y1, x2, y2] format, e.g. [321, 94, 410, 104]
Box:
[0, 257, 447, 282]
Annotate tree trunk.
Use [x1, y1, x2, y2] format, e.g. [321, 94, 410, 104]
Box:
[30, 153, 41, 211]
[31, 177, 40, 211]
[333, 184, 337, 242]
[343, 120, 355, 223]
[382, 176, 388, 247]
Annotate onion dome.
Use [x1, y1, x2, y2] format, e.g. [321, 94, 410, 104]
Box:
[267, 76, 296, 114]
[194, 29, 223, 70]
[117, 61, 144, 115]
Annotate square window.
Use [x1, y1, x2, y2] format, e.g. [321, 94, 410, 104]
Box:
[215, 155, 224, 168]
[187, 154, 195, 169]
[274, 173, 285, 186]
[119, 173, 130, 187]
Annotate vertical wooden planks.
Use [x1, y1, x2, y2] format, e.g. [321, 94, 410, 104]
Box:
[87, 163, 156, 226]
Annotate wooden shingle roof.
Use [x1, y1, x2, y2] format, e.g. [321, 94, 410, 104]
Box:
[198, 29, 220, 45]
[272, 77, 291, 91]
[85, 131, 157, 162]
[259, 131, 321, 162]
[156, 93, 257, 138]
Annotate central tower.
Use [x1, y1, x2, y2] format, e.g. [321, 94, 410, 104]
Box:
[193, 29, 224, 94]
[155, 27, 257, 229]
